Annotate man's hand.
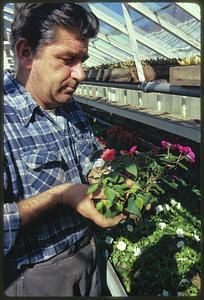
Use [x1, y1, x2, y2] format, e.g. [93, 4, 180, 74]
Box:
[54, 183, 126, 228]
[18, 183, 126, 228]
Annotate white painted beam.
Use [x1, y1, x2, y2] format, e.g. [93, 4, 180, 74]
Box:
[122, 3, 145, 82]
[176, 3, 200, 21]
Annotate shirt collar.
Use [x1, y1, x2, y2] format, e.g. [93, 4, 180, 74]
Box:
[4, 70, 39, 126]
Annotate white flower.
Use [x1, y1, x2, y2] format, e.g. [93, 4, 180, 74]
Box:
[162, 290, 169, 296]
[177, 240, 184, 248]
[105, 236, 113, 244]
[127, 224, 134, 232]
[155, 205, 163, 214]
[193, 234, 200, 242]
[177, 291, 182, 296]
[176, 202, 181, 209]
[176, 228, 184, 238]
[133, 247, 142, 257]
[170, 199, 177, 206]
[117, 240, 127, 251]
[179, 278, 189, 286]
[158, 222, 166, 230]
[165, 204, 170, 211]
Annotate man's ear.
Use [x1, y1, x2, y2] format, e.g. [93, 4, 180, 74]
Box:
[15, 38, 33, 69]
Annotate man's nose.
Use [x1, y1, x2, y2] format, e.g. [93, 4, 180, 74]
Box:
[71, 62, 85, 82]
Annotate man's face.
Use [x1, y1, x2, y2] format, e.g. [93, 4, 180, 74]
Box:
[26, 27, 88, 109]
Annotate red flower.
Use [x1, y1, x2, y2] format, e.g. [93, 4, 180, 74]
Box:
[101, 148, 116, 161]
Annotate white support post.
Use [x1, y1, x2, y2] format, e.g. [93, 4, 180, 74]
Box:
[122, 3, 145, 82]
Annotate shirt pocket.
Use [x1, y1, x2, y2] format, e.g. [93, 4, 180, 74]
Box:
[22, 148, 67, 194]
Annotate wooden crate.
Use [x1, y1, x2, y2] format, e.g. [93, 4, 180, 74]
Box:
[169, 65, 200, 86]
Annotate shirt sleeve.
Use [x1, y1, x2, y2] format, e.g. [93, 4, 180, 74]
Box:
[4, 202, 20, 256]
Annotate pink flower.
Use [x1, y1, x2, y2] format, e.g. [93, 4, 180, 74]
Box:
[161, 141, 177, 150]
[177, 144, 184, 153]
[161, 140, 170, 149]
[129, 145, 137, 154]
[177, 144, 192, 154]
[182, 146, 192, 154]
[101, 148, 116, 161]
[170, 144, 177, 150]
[186, 150, 195, 163]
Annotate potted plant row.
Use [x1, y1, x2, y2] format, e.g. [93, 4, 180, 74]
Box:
[84, 56, 200, 85]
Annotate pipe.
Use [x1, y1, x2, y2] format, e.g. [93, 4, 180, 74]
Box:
[140, 81, 200, 97]
[80, 80, 200, 98]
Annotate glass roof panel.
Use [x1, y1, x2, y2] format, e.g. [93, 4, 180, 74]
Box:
[129, 7, 161, 33]
[89, 3, 125, 25]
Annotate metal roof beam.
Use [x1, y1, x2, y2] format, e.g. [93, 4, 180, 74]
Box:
[128, 2, 200, 51]
[176, 3, 200, 21]
[88, 3, 174, 58]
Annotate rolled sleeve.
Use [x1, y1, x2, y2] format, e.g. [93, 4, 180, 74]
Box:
[4, 202, 20, 256]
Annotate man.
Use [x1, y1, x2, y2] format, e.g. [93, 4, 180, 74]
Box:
[4, 3, 125, 296]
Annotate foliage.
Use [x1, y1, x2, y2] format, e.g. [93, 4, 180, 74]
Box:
[84, 55, 200, 71]
[88, 125, 196, 220]
[90, 123, 200, 296]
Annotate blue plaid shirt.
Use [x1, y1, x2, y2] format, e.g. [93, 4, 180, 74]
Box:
[4, 70, 102, 270]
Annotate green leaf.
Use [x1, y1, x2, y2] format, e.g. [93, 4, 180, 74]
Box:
[87, 183, 99, 194]
[162, 178, 178, 189]
[136, 197, 143, 210]
[96, 201, 103, 211]
[154, 184, 165, 194]
[125, 163, 137, 178]
[129, 182, 141, 194]
[139, 192, 151, 205]
[104, 207, 118, 218]
[103, 199, 113, 208]
[126, 196, 141, 216]
[107, 171, 119, 183]
[112, 257, 118, 265]
[104, 187, 117, 201]
[116, 202, 124, 212]
[178, 162, 188, 170]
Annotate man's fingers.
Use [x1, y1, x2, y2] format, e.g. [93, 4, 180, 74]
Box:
[91, 210, 126, 228]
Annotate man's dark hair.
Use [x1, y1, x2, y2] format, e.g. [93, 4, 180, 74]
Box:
[11, 3, 99, 54]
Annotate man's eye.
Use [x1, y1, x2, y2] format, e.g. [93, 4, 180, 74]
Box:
[62, 58, 73, 65]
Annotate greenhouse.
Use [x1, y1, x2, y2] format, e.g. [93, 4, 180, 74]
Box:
[3, 2, 201, 297]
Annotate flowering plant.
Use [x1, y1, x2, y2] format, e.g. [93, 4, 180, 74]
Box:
[87, 126, 196, 219]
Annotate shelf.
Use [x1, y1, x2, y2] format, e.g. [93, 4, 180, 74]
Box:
[74, 95, 200, 143]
